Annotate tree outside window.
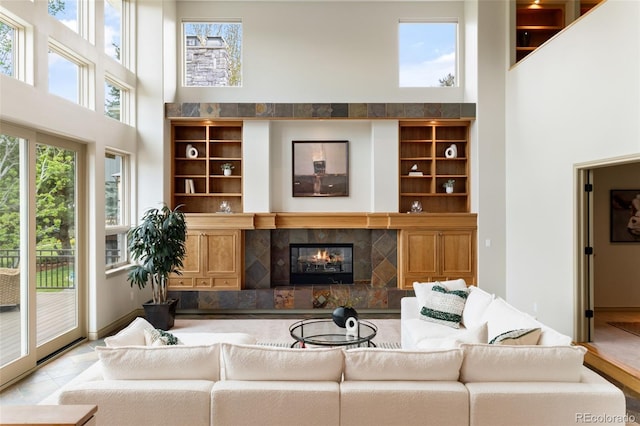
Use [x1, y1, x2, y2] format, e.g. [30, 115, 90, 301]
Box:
[0, 20, 15, 77]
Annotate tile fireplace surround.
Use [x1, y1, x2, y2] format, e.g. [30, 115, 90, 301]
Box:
[169, 227, 405, 312]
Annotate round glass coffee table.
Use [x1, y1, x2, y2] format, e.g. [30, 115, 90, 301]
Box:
[289, 318, 377, 348]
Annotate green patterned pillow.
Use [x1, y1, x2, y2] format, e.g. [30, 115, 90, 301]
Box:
[489, 328, 541, 345]
[420, 285, 469, 329]
[144, 328, 181, 346]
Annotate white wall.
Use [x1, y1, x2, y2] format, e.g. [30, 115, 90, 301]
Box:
[505, 0, 640, 336]
[593, 163, 640, 308]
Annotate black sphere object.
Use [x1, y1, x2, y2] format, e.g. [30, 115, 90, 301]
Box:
[332, 306, 358, 328]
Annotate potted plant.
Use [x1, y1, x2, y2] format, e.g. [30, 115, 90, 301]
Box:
[221, 163, 234, 176]
[127, 204, 187, 330]
[443, 179, 455, 194]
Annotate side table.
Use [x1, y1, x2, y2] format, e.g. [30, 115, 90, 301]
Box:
[0, 404, 97, 425]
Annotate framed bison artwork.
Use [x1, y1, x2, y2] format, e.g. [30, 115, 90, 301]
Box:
[610, 189, 640, 243]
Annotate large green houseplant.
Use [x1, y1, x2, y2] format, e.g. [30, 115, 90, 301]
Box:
[127, 204, 187, 329]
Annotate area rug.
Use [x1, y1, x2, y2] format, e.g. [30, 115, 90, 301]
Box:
[607, 322, 640, 338]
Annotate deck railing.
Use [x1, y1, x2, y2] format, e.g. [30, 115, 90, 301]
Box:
[0, 249, 75, 290]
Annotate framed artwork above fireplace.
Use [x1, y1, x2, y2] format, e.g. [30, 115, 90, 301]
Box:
[292, 140, 349, 197]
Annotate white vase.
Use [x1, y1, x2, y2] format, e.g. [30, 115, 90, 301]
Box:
[445, 186, 454, 194]
[223, 169, 231, 176]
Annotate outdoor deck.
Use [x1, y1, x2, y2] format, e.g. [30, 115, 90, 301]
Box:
[0, 290, 77, 366]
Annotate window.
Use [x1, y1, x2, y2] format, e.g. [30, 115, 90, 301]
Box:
[104, 0, 121, 62]
[0, 18, 15, 77]
[48, 41, 92, 107]
[0, 12, 28, 82]
[105, 151, 129, 269]
[49, 0, 79, 33]
[398, 21, 457, 88]
[183, 21, 242, 87]
[105, 76, 130, 123]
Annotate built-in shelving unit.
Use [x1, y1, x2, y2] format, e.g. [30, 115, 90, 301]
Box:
[172, 121, 243, 214]
[399, 121, 470, 214]
[515, 4, 564, 63]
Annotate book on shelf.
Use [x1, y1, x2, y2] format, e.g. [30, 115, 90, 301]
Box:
[185, 179, 195, 194]
[408, 171, 424, 176]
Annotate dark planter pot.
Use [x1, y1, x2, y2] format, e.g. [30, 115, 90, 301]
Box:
[332, 306, 358, 328]
[143, 298, 179, 330]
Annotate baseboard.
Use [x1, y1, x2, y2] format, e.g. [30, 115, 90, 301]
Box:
[88, 308, 144, 340]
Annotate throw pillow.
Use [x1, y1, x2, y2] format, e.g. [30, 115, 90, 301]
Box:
[144, 328, 181, 346]
[489, 328, 541, 345]
[420, 285, 469, 329]
[461, 286, 494, 329]
[413, 278, 467, 316]
[104, 317, 155, 347]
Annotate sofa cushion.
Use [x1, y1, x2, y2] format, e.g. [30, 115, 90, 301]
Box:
[420, 285, 469, 329]
[343, 348, 463, 381]
[459, 344, 587, 383]
[415, 322, 488, 349]
[462, 286, 494, 329]
[221, 343, 344, 381]
[144, 328, 181, 346]
[489, 327, 541, 345]
[96, 344, 219, 381]
[104, 317, 154, 347]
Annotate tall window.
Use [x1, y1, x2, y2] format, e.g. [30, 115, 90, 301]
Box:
[398, 21, 457, 88]
[183, 21, 242, 87]
[105, 151, 129, 269]
[48, 0, 79, 33]
[0, 18, 15, 77]
[104, 0, 121, 62]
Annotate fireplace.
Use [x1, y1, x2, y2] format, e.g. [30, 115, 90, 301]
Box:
[290, 243, 354, 285]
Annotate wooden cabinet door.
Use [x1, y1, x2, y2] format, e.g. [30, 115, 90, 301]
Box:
[203, 230, 241, 276]
[440, 230, 474, 277]
[180, 231, 203, 276]
[405, 231, 438, 275]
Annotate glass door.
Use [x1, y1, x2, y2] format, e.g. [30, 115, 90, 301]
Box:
[0, 126, 85, 387]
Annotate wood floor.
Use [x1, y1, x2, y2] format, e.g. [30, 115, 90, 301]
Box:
[581, 310, 640, 395]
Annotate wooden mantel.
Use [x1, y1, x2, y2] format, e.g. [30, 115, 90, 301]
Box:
[185, 212, 477, 230]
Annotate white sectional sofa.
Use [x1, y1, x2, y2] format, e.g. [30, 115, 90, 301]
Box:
[54, 293, 628, 426]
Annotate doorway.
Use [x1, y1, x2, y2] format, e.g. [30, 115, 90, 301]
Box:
[0, 123, 86, 388]
[575, 156, 640, 381]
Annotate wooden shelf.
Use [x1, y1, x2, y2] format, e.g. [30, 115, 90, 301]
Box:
[172, 121, 243, 213]
[399, 121, 470, 213]
[515, 5, 565, 63]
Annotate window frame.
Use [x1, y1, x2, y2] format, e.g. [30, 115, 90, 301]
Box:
[104, 74, 131, 124]
[48, 39, 95, 108]
[0, 11, 31, 83]
[398, 19, 459, 88]
[182, 20, 243, 88]
[104, 149, 130, 271]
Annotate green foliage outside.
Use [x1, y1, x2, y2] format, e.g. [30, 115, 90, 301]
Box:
[0, 135, 76, 254]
